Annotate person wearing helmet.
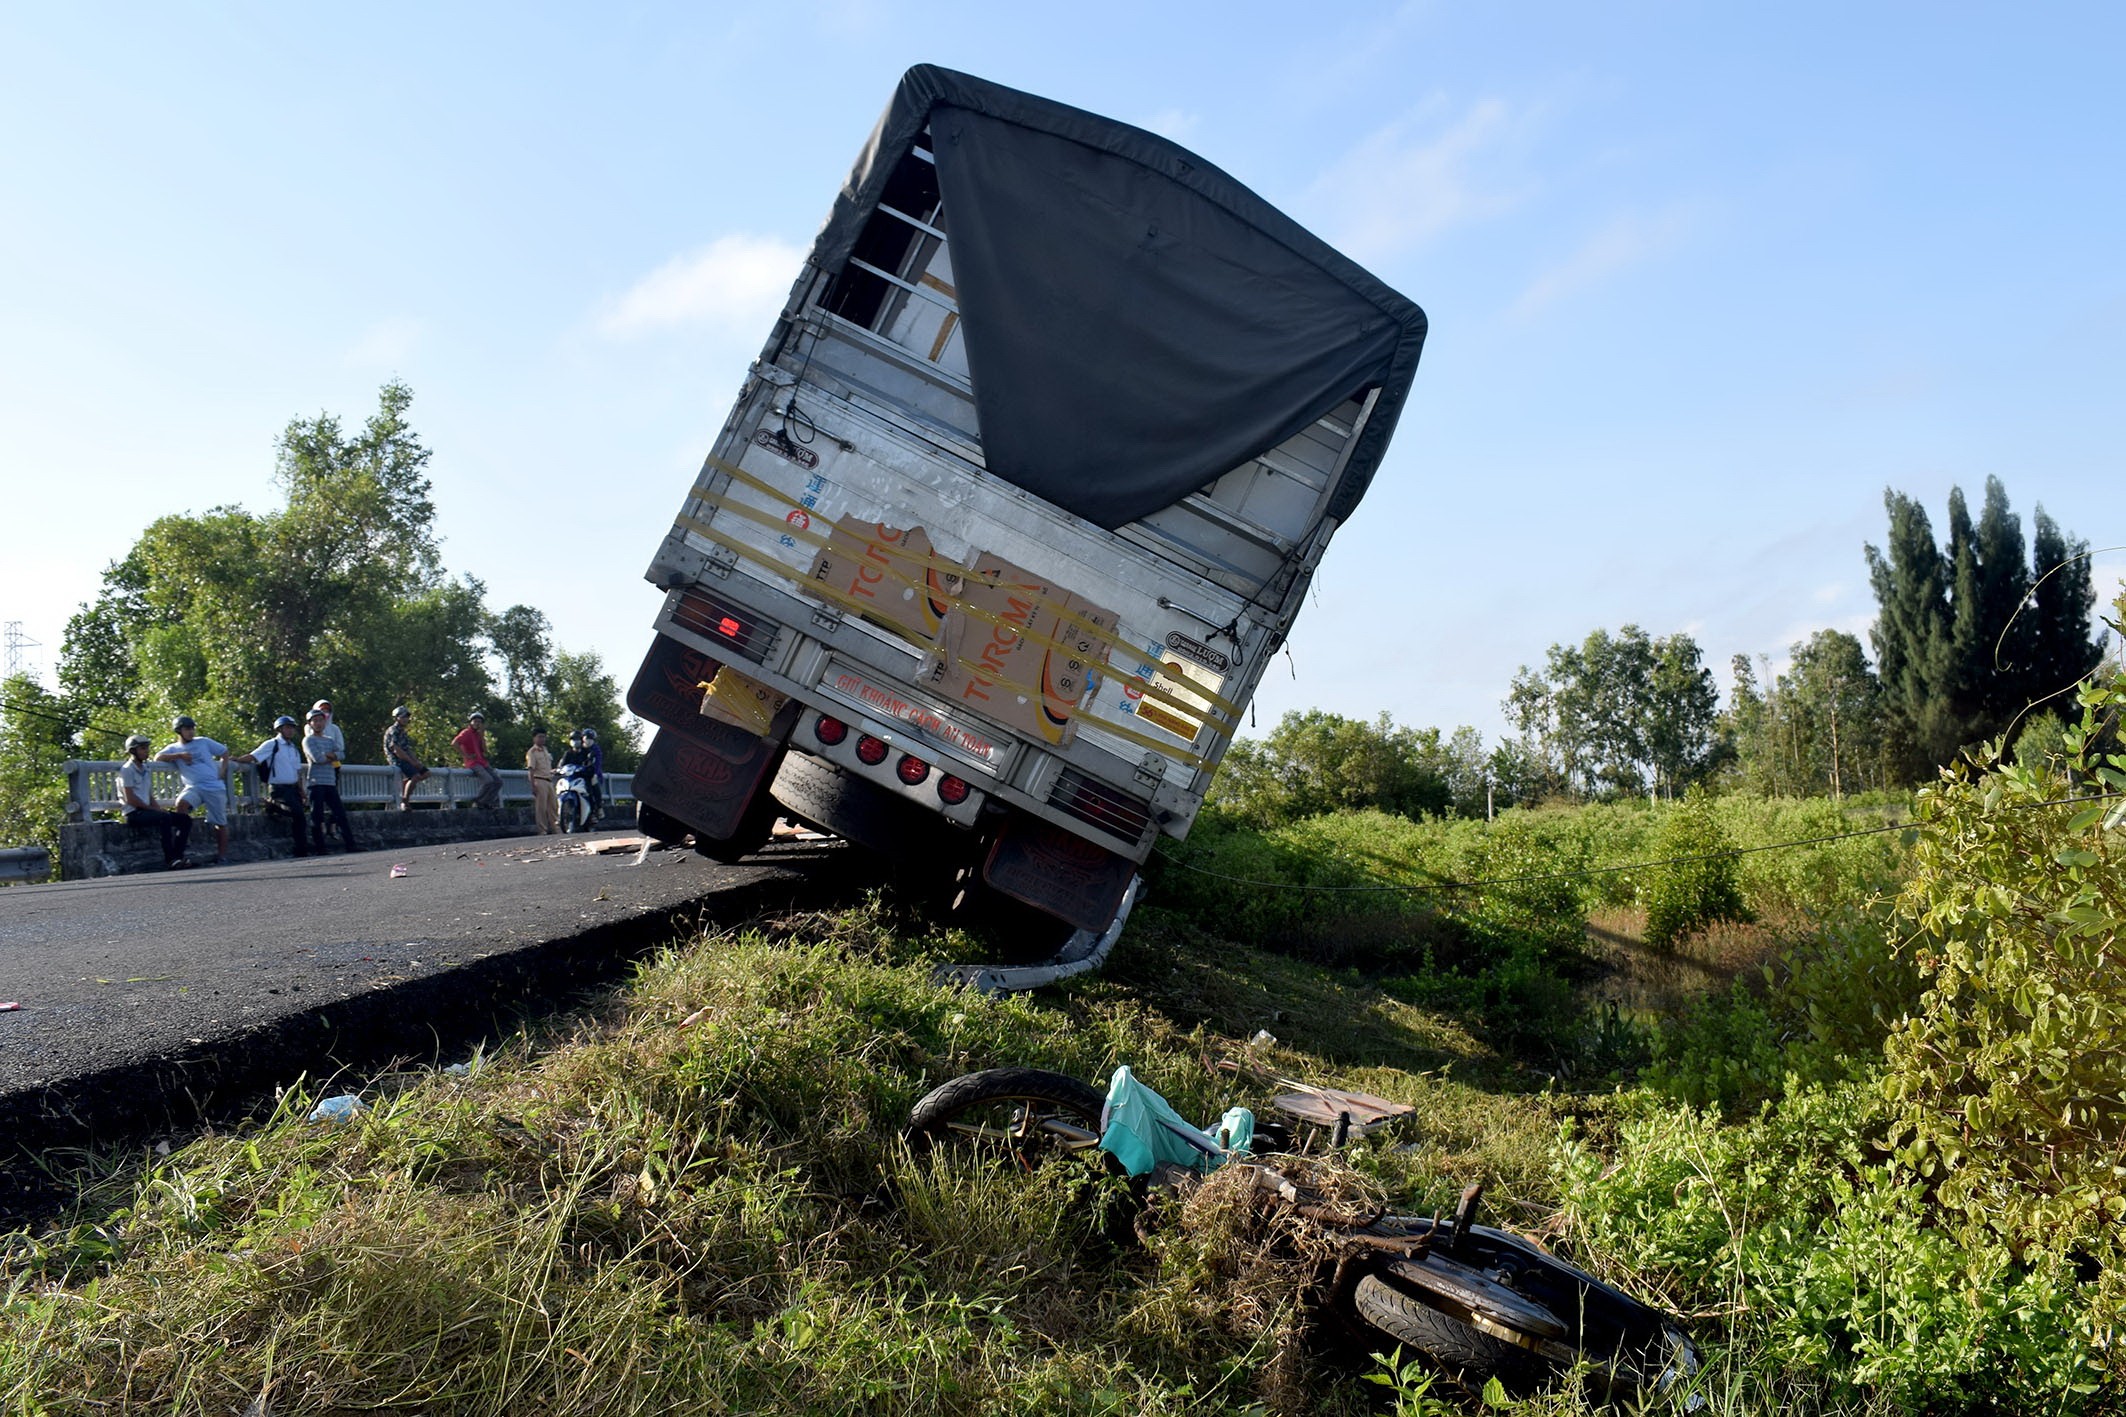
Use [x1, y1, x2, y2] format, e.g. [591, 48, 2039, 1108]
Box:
[452, 709, 503, 811]
[155, 713, 234, 865]
[236, 715, 312, 858]
[118, 732, 193, 869]
[384, 705, 430, 810]
[557, 729, 595, 827]
[304, 707, 361, 853]
[580, 727, 605, 823]
[308, 698, 346, 762]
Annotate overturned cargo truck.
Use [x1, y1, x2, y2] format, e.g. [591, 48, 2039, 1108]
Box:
[629, 65, 1427, 966]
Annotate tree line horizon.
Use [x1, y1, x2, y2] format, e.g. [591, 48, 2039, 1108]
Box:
[0, 384, 2114, 856]
[1217, 476, 2110, 825]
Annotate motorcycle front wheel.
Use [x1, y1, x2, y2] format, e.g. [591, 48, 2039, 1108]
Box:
[905, 1067, 1105, 1166]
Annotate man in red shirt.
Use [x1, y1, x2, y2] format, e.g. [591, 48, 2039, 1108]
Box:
[452, 709, 504, 810]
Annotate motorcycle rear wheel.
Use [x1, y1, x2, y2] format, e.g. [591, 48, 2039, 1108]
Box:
[1351, 1273, 1553, 1395]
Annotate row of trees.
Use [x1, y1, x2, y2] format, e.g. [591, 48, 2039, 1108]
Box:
[1867, 477, 2102, 775]
[1209, 478, 2109, 826]
[0, 384, 638, 859]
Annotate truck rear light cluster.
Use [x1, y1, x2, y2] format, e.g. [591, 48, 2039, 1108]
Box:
[814, 716, 849, 746]
[673, 589, 776, 663]
[855, 734, 889, 766]
[896, 754, 930, 786]
[936, 774, 970, 806]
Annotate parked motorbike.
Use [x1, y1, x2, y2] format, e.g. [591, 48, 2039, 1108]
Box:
[905, 1066, 1700, 1405]
[555, 763, 594, 834]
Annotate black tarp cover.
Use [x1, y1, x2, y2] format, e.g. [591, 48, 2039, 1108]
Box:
[811, 66, 1427, 533]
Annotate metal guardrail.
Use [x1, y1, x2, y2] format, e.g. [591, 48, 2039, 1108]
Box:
[0, 846, 51, 884]
[62, 760, 634, 822]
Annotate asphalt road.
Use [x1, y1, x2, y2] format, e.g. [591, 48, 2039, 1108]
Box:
[0, 831, 859, 1211]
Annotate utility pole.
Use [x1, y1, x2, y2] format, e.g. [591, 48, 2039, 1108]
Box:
[3, 622, 41, 681]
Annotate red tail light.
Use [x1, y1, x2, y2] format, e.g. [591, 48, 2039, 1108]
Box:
[896, 754, 930, 786]
[814, 716, 848, 746]
[855, 735, 888, 766]
[937, 774, 970, 805]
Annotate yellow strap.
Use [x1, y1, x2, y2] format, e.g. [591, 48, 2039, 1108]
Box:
[690, 454, 1242, 719]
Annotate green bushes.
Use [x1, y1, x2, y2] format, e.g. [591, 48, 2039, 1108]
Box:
[1647, 908, 1920, 1110]
[1559, 1081, 2110, 1410]
[1637, 790, 1748, 948]
[1880, 670, 2126, 1266]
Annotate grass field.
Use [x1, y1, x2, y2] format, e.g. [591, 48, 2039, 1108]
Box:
[2, 787, 2118, 1414]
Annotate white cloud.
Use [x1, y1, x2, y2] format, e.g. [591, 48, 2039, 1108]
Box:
[1510, 205, 1696, 319]
[344, 316, 422, 368]
[1302, 97, 1534, 262]
[598, 234, 807, 339]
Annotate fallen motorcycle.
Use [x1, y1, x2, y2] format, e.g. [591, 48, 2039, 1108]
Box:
[905, 1065, 1700, 1404]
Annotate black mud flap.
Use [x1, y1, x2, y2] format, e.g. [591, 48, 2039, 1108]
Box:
[631, 724, 784, 844]
[627, 633, 802, 846]
[627, 632, 721, 731]
[982, 817, 1136, 933]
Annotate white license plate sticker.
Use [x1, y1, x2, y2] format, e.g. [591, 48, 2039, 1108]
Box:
[824, 669, 1001, 764]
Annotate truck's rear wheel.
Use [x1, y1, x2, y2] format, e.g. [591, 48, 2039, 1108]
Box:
[691, 782, 780, 863]
[769, 752, 955, 863]
[637, 802, 690, 844]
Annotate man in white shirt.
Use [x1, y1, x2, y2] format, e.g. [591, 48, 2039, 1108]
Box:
[239, 715, 313, 859]
[156, 714, 233, 865]
[118, 733, 192, 869]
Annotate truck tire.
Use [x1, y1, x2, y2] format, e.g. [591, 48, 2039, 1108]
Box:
[769, 752, 954, 864]
[636, 802, 690, 844]
[691, 782, 780, 863]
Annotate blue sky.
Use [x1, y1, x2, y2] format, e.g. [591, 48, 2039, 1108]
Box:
[4, 2, 2120, 745]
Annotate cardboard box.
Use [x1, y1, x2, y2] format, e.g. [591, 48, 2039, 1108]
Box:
[920, 553, 1117, 747]
[697, 665, 791, 736]
[805, 517, 961, 646]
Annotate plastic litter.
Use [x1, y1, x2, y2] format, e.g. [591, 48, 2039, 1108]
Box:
[1098, 1065, 1249, 1178]
[0, 1002, 20, 1012]
[1249, 1029, 1277, 1046]
[308, 1094, 367, 1124]
[388, 863, 410, 878]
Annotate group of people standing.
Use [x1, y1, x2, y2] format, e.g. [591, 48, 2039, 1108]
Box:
[117, 700, 360, 868]
[116, 701, 608, 867]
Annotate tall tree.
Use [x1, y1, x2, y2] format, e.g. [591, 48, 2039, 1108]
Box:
[1726, 631, 1890, 798]
[1866, 479, 2102, 777]
[1867, 489, 1958, 773]
[0, 675, 73, 870]
[2026, 507, 2103, 710]
[1644, 632, 1721, 797]
[1505, 626, 1720, 799]
[48, 383, 633, 777]
[1209, 709, 1454, 826]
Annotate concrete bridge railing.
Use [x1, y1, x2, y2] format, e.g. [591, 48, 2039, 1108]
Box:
[63, 760, 634, 821]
